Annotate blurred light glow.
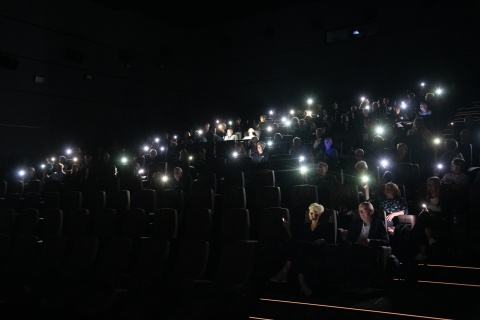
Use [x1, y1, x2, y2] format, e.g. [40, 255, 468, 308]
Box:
[161, 175, 168, 182]
[216, 120, 219, 124]
[436, 88, 443, 95]
[173, 135, 177, 139]
[155, 138, 160, 143]
[361, 176, 369, 183]
[199, 130, 203, 134]
[306, 111, 312, 117]
[233, 152, 238, 158]
[139, 169, 145, 174]
[51, 157, 56, 162]
[188, 156, 193, 161]
[380, 159, 388, 168]
[73, 157, 78, 162]
[143, 146, 149, 152]
[160, 147, 165, 151]
[376, 127, 384, 135]
[401, 101, 406, 109]
[361, 96, 365, 101]
[66, 149, 72, 155]
[267, 126, 272, 132]
[228, 121, 233, 125]
[300, 166, 307, 174]
[267, 141, 273, 146]
[434, 138, 441, 145]
[269, 110, 274, 115]
[290, 109, 295, 115]
[18, 170, 25, 177]
[281, 117, 287, 123]
[365, 105, 370, 110]
[299, 156, 305, 162]
[307, 98, 313, 105]
[121, 157, 128, 164]
[421, 82, 425, 87]
[41, 164, 46, 169]
[437, 164, 443, 169]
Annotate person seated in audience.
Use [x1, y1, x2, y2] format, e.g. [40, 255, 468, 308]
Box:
[309, 162, 340, 207]
[168, 167, 192, 199]
[252, 141, 269, 165]
[440, 158, 469, 186]
[166, 141, 179, 162]
[224, 128, 238, 141]
[270, 203, 335, 296]
[417, 102, 432, 116]
[182, 131, 193, 145]
[365, 135, 386, 163]
[247, 136, 259, 155]
[96, 152, 117, 184]
[407, 117, 433, 143]
[339, 201, 389, 289]
[412, 177, 445, 261]
[145, 149, 162, 164]
[347, 160, 377, 202]
[243, 127, 257, 140]
[49, 163, 66, 183]
[317, 138, 339, 167]
[438, 139, 464, 170]
[269, 133, 287, 156]
[289, 137, 308, 157]
[312, 128, 324, 153]
[59, 156, 69, 171]
[366, 182, 408, 229]
[233, 117, 243, 134]
[193, 130, 207, 143]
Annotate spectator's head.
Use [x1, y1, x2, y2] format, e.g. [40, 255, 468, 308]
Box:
[420, 102, 429, 113]
[407, 92, 415, 101]
[324, 138, 333, 150]
[257, 141, 266, 153]
[27, 167, 36, 180]
[315, 128, 324, 139]
[274, 133, 283, 142]
[227, 128, 233, 137]
[397, 143, 408, 159]
[412, 118, 426, 131]
[355, 160, 368, 174]
[354, 149, 365, 161]
[443, 139, 458, 152]
[308, 203, 325, 221]
[373, 135, 384, 145]
[149, 149, 157, 158]
[59, 156, 67, 165]
[103, 152, 110, 163]
[259, 115, 267, 123]
[384, 182, 401, 199]
[250, 136, 259, 145]
[203, 122, 210, 132]
[426, 176, 441, 197]
[358, 201, 374, 224]
[247, 128, 255, 136]
[173, 167, 183, 181]
[451, 158, 466, 174]
[341, 114, 349, 124]
[425, 93, 434, 103]
[55, 162, 64, 173]
[179, 149, 188, 161]
[317, 162, 328, 177]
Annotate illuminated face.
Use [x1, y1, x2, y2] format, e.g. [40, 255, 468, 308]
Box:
[358, 204, 373, 223]
[427, 180, 438, 194]
[257, 144, 264, 153]
[309, 208, 321, 221]
[324, 140, 332, 149]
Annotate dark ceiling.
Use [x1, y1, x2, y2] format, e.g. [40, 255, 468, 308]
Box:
[89, 0, 322, 29]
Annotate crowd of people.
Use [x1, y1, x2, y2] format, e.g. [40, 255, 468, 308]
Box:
[2, 86, 480, 296]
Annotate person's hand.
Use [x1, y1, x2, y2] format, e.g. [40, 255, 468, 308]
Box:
[314, 239, 325, 246]
[386, 213, 395, 221]
[339, 228, 348, 240]
[359, 238, 370, 246]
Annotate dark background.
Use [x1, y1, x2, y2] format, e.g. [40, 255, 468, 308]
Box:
[1, 0, 479, 163]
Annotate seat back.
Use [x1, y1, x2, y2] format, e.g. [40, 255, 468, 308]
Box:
[221, 208, 250, 241]
[152, 208, 178, 239]
[183, 208, 212, 241]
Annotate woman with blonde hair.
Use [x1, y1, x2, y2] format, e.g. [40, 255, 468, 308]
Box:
[270, 203, 334, 296]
